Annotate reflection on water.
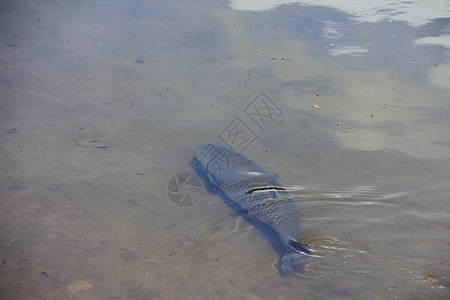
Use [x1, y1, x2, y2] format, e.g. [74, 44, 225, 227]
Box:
[0, 0, 449, 299]
[230, 0, 450, 27]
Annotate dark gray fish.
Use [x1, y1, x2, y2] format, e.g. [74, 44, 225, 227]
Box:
[194, 143, 310, 274]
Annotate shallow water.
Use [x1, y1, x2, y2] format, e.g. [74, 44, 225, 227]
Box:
[1, 1, 449, 299]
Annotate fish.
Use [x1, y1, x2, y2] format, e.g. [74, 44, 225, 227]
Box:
[194, 142, 310, 274]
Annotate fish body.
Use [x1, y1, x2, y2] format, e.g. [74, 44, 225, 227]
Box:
[194, 143, 310, 273]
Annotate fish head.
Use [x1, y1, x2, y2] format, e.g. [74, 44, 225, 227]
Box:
[194, 143, 210, 161]
[194, 143, 222, 170]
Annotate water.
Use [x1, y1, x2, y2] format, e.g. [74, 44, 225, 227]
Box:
[0, 0, 449, 299]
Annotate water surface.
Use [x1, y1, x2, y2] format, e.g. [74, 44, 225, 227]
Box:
[0, 0, 449, 299]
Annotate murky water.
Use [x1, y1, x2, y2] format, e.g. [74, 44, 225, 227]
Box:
[1, 1, 449, 299]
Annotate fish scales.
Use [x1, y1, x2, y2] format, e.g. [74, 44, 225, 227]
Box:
[194, 143, 310, 273]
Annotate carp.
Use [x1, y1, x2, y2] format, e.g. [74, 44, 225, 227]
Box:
[194, 143, 310, 273]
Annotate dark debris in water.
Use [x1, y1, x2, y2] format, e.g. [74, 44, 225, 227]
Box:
[120, 251, 140, 260]
[73, 139, 108, 149]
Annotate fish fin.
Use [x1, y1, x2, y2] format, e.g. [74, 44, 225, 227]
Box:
[279, 243, 310, 274]
[280, 254, 296, 274]
[280, 251, 306, 274]
[290, 240, 311, 255]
